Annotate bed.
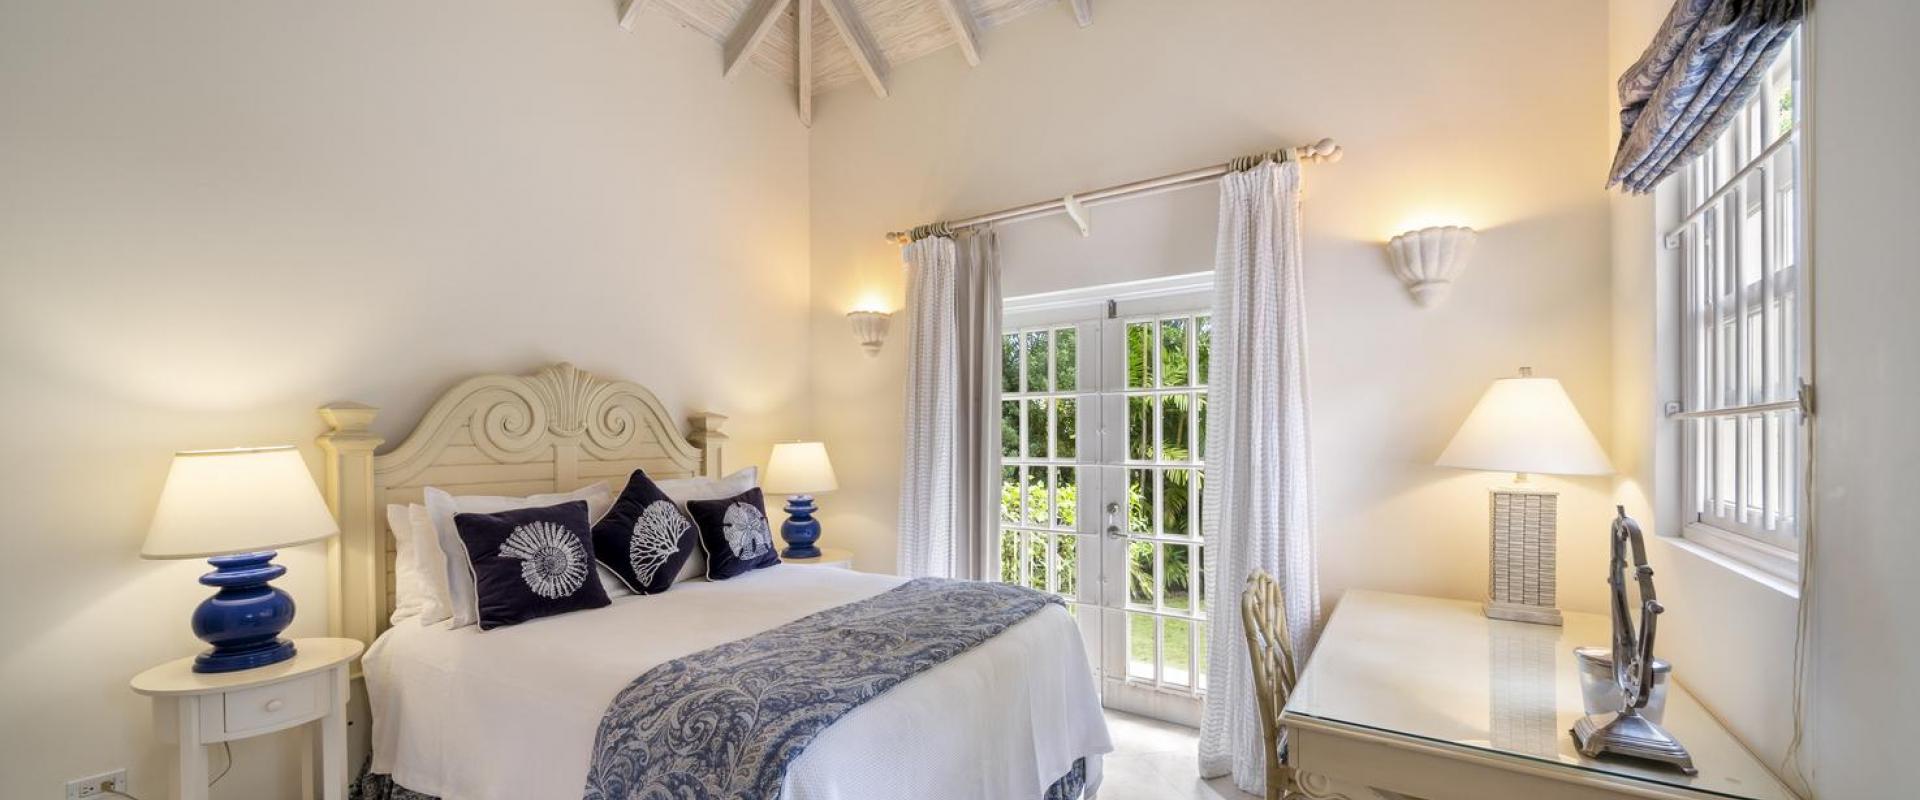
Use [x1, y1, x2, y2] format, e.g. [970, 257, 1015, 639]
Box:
[316, 363, 1110, 799]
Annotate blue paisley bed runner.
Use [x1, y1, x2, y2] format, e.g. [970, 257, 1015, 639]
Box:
[581, 577, 1068, 800]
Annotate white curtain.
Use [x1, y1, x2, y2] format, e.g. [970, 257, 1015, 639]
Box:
[897, 228, 1002, 579]
[1197, 158, 1321, 794]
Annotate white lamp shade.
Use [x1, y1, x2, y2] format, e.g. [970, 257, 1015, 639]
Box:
[1437, 375, 1612, 476]
[763, 442, 839, 495]
[142, 446, 340, 559]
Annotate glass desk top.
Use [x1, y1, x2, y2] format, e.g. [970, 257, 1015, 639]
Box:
[1283, 591, 1797, 800]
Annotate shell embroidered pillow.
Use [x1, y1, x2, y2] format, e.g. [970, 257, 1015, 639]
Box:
[454, 500, 611, 630]
[688, 488, 781, 580]
[591, 469, 700, 595]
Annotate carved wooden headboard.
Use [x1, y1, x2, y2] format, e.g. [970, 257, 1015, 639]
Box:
[315, 363, 727, 648]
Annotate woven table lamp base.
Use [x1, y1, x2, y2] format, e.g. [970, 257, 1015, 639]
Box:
[1484, 486, 1563, 626]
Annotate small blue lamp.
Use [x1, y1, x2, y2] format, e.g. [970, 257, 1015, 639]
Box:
[143, 446, 339, 673]
[764, 441, 839, 559]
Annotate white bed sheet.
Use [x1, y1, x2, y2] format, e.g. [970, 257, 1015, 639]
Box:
[364, 566, 1112, 800]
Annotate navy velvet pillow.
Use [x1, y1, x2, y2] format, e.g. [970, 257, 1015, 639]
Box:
[688, 487, 781, 580]
[455, 500, 611, 630]
[591, 469, 700, 594]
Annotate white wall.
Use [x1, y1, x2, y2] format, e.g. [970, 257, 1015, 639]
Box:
[1608, 1, 1920, 795]
[0, 2, 809, 797]
[808, 0, 1618, 615]
[1800, 0, 1920, 794]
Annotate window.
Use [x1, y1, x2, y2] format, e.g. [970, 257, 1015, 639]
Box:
[1000, 325, 1083, 604]
[1667, 33, 1806, 581]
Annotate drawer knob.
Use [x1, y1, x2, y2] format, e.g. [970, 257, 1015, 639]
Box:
[264, 699, 285, 713]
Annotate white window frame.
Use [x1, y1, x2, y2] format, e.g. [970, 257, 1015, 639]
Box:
[1661, 31, 1809, 587]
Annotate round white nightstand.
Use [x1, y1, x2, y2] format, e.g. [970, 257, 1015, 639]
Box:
[131, 637, 363, 800]
[781, 547, 855, 570]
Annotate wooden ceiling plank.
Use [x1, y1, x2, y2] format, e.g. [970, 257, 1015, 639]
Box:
[818, 0, 890, 98]
[619, 0, 656, 31]
[724, 0, 797, 78]
[929, 0, 982, 66]
[1069, 0, 1092, 28]
[798, 0, 814, 125]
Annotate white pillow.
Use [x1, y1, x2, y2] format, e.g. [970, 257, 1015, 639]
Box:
[597, 564, 633, 599]
[408, 503, 451, 624]
[425, 482, 614, 629]
[385, 504, 427, 625]
[652, 467, 758, 583]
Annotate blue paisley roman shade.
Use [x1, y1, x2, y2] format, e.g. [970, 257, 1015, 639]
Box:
[1609, 0, 1804, 193]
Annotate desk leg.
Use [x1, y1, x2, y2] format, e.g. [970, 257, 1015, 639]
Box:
[301, 723, 316, 800]
[174, 697, 209, 800]
[322, 666, 347, 800]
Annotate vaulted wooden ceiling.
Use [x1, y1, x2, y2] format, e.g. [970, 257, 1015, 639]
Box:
[619, 0, 1093, 124]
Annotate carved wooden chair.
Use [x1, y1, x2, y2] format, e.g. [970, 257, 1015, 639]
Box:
[1242, 570, 1301, 800]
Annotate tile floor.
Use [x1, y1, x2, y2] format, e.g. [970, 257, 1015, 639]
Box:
[1096, 710, 1260, 800]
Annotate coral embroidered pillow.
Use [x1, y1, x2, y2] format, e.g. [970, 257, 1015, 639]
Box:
[688, 488, 781, 580]
[454, 501, 611, 630]
[591, 469, 700, 594]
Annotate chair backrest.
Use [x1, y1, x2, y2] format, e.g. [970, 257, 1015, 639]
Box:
[1242, 570, 1299, 760]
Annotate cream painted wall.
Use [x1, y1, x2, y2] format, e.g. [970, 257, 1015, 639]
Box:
[807, 0, 1619, 616]
[0, 2, 809, 798]
[1608, 1, 1920, 796]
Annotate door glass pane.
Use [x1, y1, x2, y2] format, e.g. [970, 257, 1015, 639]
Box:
[1162, 543, 1192, 611]
[1026, 331, 1050, 393]
[1163, 617, 1192, 688]
[1056, 398, 1078, 459]
[1000, 466, 1019, 523]
[1196, 622, 1210, 690]
[1161, 469, 1190, 536]
[1160, 318, 1190, 387]
[1002, 333, 1020, 394]
[1196, 315, 1212, 386]
[1053, 467, 1077, 528]
[1055, 535, 1077, 596]
[1000, 530, 1020, 583]
[1127, 540, 1153, 606]
[1128, 469, 1155, 533]
[1127, 396, 1154, 461]
[1027, 534, 1047, 590]
[1055, 328, 1078, 391]
[1027, 399, 1048, 459]
[1126, 322, 1152, 388]
[1161, 392, 1191, 462]
[1025, 467, 1049, 525]
[1001, 401, 1019, 458]
[1127, 613, 1155, 680]
[1194, 470, 1207, 538]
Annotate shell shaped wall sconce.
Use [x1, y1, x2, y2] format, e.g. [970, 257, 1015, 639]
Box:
[847, 310, 893, 357]
[1386, 226, 1477, 308]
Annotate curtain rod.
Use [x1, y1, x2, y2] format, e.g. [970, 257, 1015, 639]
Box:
[884, 138, 1342, 244]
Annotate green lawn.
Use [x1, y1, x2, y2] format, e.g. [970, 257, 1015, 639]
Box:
[1128, 610, 1203, 686]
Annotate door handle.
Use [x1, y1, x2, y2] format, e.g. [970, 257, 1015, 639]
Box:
[1106, 524, 1124, 539]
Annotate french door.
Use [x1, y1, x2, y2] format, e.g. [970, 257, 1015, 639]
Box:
[1000, 276, 1212, 725]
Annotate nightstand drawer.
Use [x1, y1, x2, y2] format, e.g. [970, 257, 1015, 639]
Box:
[214, 673, 328, 737]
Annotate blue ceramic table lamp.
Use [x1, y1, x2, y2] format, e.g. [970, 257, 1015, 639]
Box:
[764, 441, 839, 558]
[143, 446, 340, 673]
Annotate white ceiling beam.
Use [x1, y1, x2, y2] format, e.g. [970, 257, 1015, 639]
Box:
[818, 0, 890, 98]
[618, 0, 654, 31]
[1069, 0, 1092, 28]
[928, 0, 982, 66]
[723, 0, 796, 79]
[798, 0, 814, 126]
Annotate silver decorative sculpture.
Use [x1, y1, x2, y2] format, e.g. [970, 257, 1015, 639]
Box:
[1571, 507, 1696, 775]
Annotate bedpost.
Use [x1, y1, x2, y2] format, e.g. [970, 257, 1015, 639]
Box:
[689, 412, 729, 478]
[318, 403, 386, 647]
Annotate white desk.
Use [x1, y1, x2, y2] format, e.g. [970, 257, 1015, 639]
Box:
[1282, 591, 1796, 800]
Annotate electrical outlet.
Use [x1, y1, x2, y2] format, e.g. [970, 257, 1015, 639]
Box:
[65, 769, 126, 800]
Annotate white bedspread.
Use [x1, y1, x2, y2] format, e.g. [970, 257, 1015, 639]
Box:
[364, 566, 1111, 800]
